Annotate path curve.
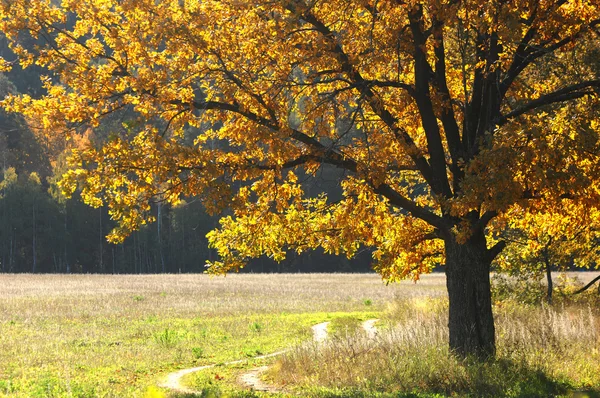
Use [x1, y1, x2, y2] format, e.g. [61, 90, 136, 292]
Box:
[239, 319, 379, 393]
[159, 322, 329, 394]
[159, 319, 377, 395]
[311, 321, 330, 343]
[238, 365, 278, 393]
[362, 318, 379, 339]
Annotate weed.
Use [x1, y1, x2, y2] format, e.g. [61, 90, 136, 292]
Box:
[197, 327, 208, 338]
[328, 316, 363, 337]
[242, 347, 263, 357]
[132, 295, 145, 302]
[248, 321, 262, 333]
[0, 379, 14, 394]
[153, 328, 181, 348]
[363, 299, 373, 306]
[191, 347, 205, 359]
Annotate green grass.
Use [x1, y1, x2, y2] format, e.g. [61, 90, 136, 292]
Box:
[178, 311, 378, 397]
[0, 273, 413, 397]
[1, 272, 599, 397]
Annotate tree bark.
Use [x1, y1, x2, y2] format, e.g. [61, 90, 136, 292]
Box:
[544, 256, 553, 305]
[445, 231, 495, 358]
[32, 201, 36, 273]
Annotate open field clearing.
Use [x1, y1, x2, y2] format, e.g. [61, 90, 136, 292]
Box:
[0, 273, 444, 397]
[1, 272, 599, 397]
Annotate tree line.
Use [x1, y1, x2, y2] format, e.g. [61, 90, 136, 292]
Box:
[0, 42, 370, 274]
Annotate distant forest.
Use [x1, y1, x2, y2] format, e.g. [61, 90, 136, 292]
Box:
[0, 35, 373, 274]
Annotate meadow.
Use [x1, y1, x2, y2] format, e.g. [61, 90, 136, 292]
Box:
[0, 273, 598, 397]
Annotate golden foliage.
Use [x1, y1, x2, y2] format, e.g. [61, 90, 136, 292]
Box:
[1, 0, 599, 279]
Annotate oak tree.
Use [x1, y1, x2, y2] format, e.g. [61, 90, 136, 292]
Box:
[1, 0, 599, 357]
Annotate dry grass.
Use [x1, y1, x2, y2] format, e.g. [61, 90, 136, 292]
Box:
[1, 272, 598, 397]
[0, 273, 446, 397]
[272, 281, 600, 398]
[0, 273, 446, 317]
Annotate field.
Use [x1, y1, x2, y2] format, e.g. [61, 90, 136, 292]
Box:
[0, 273, 598, 397]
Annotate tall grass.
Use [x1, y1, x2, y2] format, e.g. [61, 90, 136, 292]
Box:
[272, 295, 600, 397]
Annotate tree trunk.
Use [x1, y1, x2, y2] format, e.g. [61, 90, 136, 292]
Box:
[99, 207, 103, 273]
[32, 202, 36, 273]
[445, 232, 495, 358]
[544, 257, 553, 305]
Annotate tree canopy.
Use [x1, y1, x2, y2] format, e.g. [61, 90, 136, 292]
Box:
[1, 0, 599, 357]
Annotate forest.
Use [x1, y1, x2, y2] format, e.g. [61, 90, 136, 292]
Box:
[0, 37, 370, 274]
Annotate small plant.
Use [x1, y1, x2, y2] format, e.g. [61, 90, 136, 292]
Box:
[191, 347, 205, 359]
[243, 347, 263, 357]
[198, 327, 208, 338]
[0, 380, 14, 394]
[363, 299, 373, 306]
[249, 321, 263, 333]
[132, 295, 145, 302]
[153, 328, 180, 348]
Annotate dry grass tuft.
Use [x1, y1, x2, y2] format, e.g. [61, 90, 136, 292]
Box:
[273, 291, 600, 397]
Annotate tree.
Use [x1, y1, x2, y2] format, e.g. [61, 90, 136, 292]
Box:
[493, 205, 600, 304]
[1, 0, 599, 357]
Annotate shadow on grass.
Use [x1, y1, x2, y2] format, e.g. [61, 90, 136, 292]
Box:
[166, 358, 600, 398]
[282, 358, 597, 398]
[168, 389, 262, 398]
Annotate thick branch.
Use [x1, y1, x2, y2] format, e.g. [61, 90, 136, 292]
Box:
[473, 210, 498, 236]
[373, 184, 449, 229]
[498, 80, 600, 125]
[297, 8, 443, 196]
[572, 275, 600, 295]
[408, 7, 452, 198]
[486, 240, 506, 262]
[432, 19, 463, 190]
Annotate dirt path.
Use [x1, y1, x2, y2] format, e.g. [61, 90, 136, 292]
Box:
[311, 321, 330, 343]
[158, 349, 287, 394]
[239, 319, 379, 393]
[238, 365, 279, 393]
[159, 320, 377, 395]
[362, 318, 379, 339]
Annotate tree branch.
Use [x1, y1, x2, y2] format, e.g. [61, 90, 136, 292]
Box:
[407, 6, 453, 198]
[181, 99, 448, 229]
[296, 7, 442, 196]
[498, 80, 600, 125]
[572, 274, 600, 295]
[487, 240, 506, 262]
[431, 18, 464, 190]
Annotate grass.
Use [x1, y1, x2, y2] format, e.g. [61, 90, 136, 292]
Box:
[0, 273, 437, 397]
[0, 272, 598, 397]
[270, 279, 600, 398]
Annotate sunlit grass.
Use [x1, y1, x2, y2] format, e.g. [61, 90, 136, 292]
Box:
[271, 281, 600, 398]
[2, 272, 598, 397]
[0, 273, 445, 397]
